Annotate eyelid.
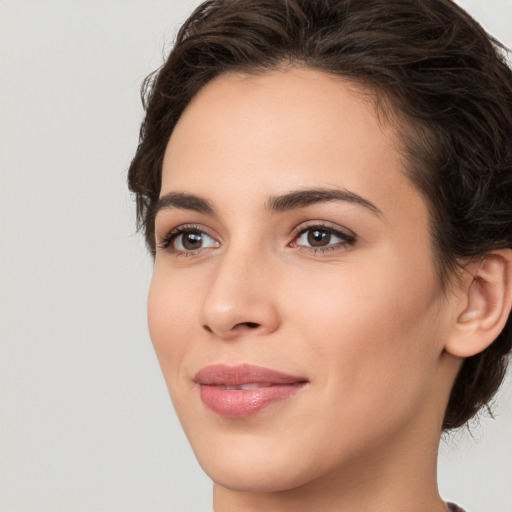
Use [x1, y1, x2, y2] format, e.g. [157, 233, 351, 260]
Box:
[289, 220, 357, 250]
[291, 220, 356, 239]
[156, 223, 220, 252]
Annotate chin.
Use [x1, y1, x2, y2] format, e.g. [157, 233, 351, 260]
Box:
[189, 432, 317, 493]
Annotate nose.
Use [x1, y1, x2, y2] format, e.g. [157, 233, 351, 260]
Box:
[199, 245, 280, 340]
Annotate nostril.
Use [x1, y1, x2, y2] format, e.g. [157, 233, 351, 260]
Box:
[233, 321, 260, 330]
[202, 322, 259, 334]
[201, 320, 262, 338]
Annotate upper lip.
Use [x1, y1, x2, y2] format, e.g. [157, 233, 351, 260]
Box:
[193, 364, 307, 386]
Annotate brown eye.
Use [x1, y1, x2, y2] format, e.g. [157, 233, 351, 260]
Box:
[293, 225, 356, 252]
[307, 229, 331, 247]
[171, 229, 219, 252]
[180, 231, 203, 250]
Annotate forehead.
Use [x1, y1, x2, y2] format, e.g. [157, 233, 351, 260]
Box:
[161, 67, 425, 225]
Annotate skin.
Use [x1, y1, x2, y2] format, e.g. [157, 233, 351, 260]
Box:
[148, 68, 472, 511]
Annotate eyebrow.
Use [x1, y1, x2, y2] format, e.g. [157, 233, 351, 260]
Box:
[154, 192, 215, 217]
[154, 187, 381, 218]
[265, 188, 382, 216]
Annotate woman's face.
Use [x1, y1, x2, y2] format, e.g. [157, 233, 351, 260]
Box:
[148, 68, 457, 493]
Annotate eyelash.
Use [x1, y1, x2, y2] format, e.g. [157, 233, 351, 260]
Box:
[158, 224, 214, 255]
[157, 222, 356, 256]
[291, 222, 356, 254]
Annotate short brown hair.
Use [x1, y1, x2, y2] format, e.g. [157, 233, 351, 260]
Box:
[128, 0, 512, 429]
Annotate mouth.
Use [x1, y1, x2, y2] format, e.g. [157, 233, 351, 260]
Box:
[193, 364, 308, 418]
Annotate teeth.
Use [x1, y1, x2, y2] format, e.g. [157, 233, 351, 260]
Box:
[218, 383, 270, 390]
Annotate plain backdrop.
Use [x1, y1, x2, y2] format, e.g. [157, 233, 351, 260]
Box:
[1, 1, 511, 511]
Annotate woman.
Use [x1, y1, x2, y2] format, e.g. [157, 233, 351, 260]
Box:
[128, 0, 512, 510]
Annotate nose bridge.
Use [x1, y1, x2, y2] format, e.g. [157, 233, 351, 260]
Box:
[199, 238, 279, 338]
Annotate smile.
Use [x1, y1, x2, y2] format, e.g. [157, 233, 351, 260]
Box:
[193, 364, 308, 418]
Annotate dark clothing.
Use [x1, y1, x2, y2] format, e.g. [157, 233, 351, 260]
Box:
[447, 503, 466, 512]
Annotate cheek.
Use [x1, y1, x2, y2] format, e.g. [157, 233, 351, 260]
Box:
[147, 269, 197, 387]
[286, 256, 443, 418]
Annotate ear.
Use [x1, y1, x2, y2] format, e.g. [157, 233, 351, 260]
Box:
[445, 249, 512, 358]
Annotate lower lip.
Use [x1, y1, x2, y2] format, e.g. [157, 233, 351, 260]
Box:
[199, 383, 306, 418]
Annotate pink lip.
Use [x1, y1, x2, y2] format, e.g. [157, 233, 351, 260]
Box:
[193, 364, 308, 418]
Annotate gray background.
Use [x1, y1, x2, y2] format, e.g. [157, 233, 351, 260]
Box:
[1, 1, 511, 511]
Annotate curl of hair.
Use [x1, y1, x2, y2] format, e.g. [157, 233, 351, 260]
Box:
[128, 0, 512, 430]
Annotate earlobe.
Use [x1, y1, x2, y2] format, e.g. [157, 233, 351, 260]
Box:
[445, 250, 512, 358]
